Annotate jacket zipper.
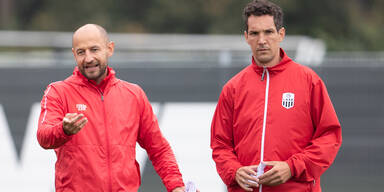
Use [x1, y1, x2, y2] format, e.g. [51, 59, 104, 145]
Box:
[258, 67, 269, 192]
[102, 92, 112, 192]
[94, 86, 112, 192]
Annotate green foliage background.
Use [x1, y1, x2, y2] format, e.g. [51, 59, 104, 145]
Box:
[2, 0, 383, 50]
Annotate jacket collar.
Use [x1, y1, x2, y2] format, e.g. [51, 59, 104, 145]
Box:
[66, 66, 118, 91]
[251, 48, 292, 75]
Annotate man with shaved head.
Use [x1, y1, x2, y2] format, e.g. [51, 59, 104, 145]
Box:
[37, 24, 186, 192]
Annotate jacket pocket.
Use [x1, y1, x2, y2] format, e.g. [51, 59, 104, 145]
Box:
[56, 147, 75, 188]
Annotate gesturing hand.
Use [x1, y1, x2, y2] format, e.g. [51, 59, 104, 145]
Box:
[63, 113, 88, 135]
[235, 165, 259, 191]
[258, 161, 291, 186]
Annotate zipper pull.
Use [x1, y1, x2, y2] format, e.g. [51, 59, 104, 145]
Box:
[98, 88, 104, 101]
[261, 67, 267, 81]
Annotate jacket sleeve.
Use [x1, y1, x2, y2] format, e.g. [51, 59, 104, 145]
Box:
[136, 87, 184, 192]
[37, 84, 72, 149]
[210, 85, 243, 186]
[286, 78, 342, 182]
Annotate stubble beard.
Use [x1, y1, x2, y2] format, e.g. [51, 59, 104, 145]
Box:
[80, 62, 107, 81]
[255, 53, 274, 66]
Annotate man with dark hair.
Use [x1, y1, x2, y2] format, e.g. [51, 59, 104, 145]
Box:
[37, 24, 187, 192]
[210, 1, 342, 191]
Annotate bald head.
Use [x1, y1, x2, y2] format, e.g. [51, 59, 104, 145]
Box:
[72, 24, 110, 47]
[71, 24, 115, 84]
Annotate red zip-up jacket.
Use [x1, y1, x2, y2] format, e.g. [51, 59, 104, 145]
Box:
[211, 49, 342, 192]
[37, 67, 184, 192]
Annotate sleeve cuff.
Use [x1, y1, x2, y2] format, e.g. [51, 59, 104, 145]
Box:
[285, 158, 296, 178]
[228, 163, 243, 187]
[57, 122, 73, 140]
[166, 179, 185, 192]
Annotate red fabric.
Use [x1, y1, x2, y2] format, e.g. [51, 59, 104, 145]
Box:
[37, 67, 184, 192]
[211, 49, 342, 192]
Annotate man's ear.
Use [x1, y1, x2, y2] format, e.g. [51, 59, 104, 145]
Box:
[278, 27, 286, 42]
[244, 30, 249, 42]
[72, 48, 76, 57]
[107, 41, 115, 57]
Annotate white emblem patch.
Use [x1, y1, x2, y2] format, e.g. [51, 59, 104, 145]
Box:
[76, 104, 87, 111]
[282, 92, 294, 109]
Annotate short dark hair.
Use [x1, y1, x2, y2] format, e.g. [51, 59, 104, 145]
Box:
[243, 0, 284, 32]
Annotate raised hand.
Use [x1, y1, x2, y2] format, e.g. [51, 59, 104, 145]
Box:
[62, 113, 88, 135]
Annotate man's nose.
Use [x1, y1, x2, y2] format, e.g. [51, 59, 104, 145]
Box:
[84, 51, 93, 63]
[257, 33, 266, 45]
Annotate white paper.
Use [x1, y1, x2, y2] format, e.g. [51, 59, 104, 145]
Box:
[185, 181, 197, 192]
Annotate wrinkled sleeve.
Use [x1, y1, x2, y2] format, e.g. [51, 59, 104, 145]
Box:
[210, 85, 242, 186]
[286, 78, 342, 182]
[37, 84, 72, 149]
[136, 87, 184, 192]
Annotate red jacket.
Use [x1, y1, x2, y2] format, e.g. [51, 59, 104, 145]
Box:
[211, 49, 342, 192]
[37, 67, 184, 192]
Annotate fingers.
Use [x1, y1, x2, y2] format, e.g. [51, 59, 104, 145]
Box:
[248, 165, 259, 174]
[170, 186, 185, 192]
[258, 168, 277, 185]
[63, 113, 77, 123]
[72, 113, 85, 123]
[235, 162, 292, 188]
[76, 116, 88, 129]
[258, 162, 276, 180]
[242, 171, 259, 183]
[258, 161, 291, 186]
[235, 166, 260, 191]
[236, 177, 253, 192]
[238, 182, 253, 191]
[63, 113, 88, 135]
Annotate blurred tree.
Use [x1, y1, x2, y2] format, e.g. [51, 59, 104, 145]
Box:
[0, 0, 16, 29]
[204, 0, 250, 34]
[6, 0, 384, 50]
[108, 0, 152, 32]
[143, 0, 210, 33]
[276, 0, 384, 50]
[14, 0, 45, 30]
[25, 0, 113, 31]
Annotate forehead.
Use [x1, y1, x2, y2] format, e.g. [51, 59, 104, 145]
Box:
[248, 15, 276, 30]
[72, 28, 106, 49]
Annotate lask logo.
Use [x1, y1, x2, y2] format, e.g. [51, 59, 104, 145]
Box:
[76, 104, 87, 111]
[282, 92, 295, 109]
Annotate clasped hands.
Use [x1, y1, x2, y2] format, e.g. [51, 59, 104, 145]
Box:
[235, 161, 292, 191]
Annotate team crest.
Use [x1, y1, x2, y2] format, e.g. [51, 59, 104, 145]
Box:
[282, 92, 294, 109]
[76, 104, 87, 111]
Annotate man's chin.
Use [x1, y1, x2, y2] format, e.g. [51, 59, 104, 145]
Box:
[81, 67, 107, 81]
[84, 73, 100, 81]
[256, 57, 273, 64]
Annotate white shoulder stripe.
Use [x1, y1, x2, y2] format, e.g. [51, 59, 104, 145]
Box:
[40, 86, 52, 124]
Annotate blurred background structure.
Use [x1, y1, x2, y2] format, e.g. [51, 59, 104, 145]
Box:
[1, 0, 383, 51]
[0, 0, 383, 191]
